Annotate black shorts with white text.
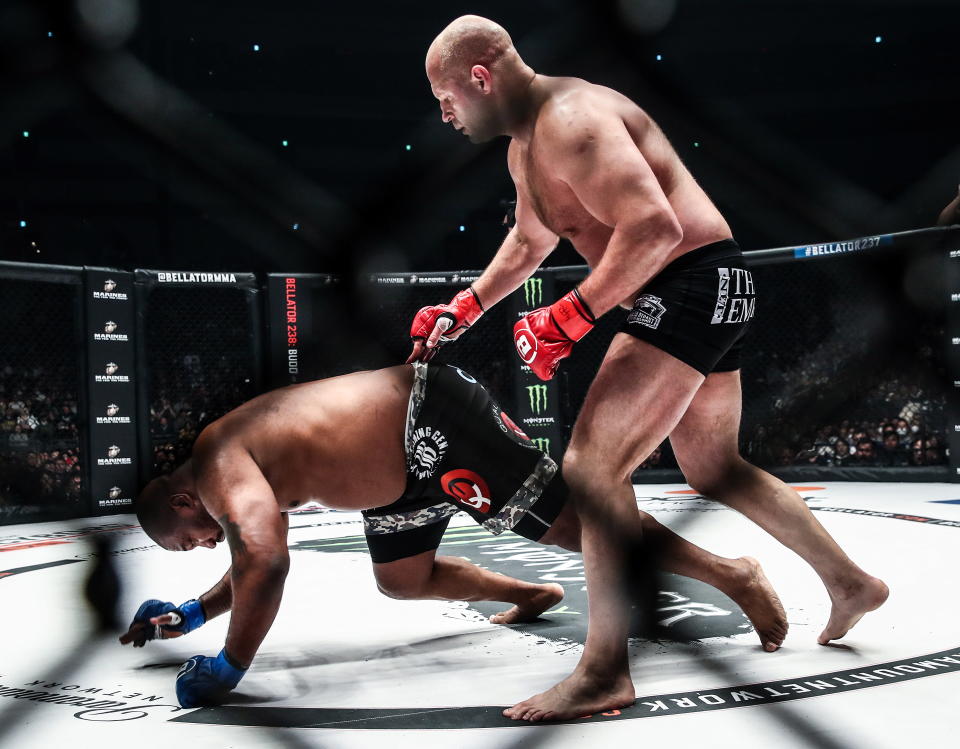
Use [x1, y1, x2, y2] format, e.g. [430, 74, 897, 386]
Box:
[620, 238, 755, 375]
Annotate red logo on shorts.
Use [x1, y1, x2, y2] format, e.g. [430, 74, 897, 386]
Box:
[440, 469, 492, 514]
[500, 411, 530, 441]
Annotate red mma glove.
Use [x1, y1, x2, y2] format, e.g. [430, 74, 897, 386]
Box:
[407, 287, 484, 363]
[513, 288, 595, 381]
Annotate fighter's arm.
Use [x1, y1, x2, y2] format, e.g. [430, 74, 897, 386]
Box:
[546, 105, 683, 317]
[193, 436, 290, 669]
[471, 160, 560, 308]
[406, 148, 557, 361]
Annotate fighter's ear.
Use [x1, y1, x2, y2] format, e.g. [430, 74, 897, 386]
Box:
[471, 65, 492, 93]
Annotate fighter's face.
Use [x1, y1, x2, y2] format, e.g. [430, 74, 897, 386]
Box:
[164, 503, 225, 552]
[429, 76, 500, 144]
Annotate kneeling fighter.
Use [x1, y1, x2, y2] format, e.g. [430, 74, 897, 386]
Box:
[121, 363, 786, 708]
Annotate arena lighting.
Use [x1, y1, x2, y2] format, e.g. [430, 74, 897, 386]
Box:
[875, 35, 883, 43]
[281, 139, 288, 147]
[22, 130, 29, 138]
[253, 44, 260, 51]
[459, 225, 465, 232]
[656, 54, 662, 60]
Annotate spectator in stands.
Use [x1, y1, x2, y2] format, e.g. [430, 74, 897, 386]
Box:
[879, 433, 909, 467]
[853, 439, 877, 466]
[832, 439, 852, 466]
[8, 425, 30, 449]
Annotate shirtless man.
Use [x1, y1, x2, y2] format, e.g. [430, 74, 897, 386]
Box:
[121, 363, 785, 708]
[410, 15, 888, 721]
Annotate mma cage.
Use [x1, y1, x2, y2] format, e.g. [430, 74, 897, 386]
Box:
[1, 225, 957, 526]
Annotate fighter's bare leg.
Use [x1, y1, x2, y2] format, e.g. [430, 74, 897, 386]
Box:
[506, 337, 705, 722]
[373, 549, 563, 624]
[541, 498, 787, 650]
[669, 370, 888, 645]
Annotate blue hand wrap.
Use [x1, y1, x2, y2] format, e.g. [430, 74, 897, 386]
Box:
[130, 598, 206, 644]
[176, 649, 247, 708]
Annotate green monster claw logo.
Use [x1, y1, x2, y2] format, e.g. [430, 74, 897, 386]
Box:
[523, 277, 543, 307]
[526, 384, 548, 414]
[531, 437, 551, 455]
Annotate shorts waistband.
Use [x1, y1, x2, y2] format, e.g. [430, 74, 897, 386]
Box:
[658, 238, 741, 275]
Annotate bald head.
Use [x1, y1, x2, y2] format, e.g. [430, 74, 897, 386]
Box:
[135, 475, 177, 546]
[426, 15, 520, 80]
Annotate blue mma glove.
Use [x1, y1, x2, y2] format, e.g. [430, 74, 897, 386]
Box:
[126, 598, 205, 646]
[176, 649, 247, 708]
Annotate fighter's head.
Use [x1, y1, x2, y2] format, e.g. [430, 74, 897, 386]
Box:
[135, 462, 224, 551]
[426, 15, 532, 143]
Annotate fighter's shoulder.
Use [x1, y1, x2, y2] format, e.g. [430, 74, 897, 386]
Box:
[537, 82, 640, 144]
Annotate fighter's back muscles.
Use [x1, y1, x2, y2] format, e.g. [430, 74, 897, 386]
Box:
[191, 425, 290, 668]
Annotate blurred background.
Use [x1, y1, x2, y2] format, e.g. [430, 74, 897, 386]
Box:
[1, 0, 958, 523]
[2, 0, 957, 273]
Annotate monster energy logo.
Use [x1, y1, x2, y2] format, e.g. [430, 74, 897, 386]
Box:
[527, 384, 548, 414]
[531, 437, 551, 455]
[523, 277, 543, 307]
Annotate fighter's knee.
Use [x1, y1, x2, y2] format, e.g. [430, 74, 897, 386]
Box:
[685, 456, 753, 498]
[374, 574, 428, 600]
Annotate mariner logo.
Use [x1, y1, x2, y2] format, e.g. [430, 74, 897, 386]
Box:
[97, 403, 130, 424]
[93, 279, 128, 300]
[409, 426, 449, 479]
[98, 445, 132, 466]
[94, 321, 128, 342]
[523, 277, 543, 307]
[526, 384, 548, 414]
[95, 363, 130, 383]
[628, 294, 666, 330]
[531, 437, 551, 455]
[108, 486, 122, 500]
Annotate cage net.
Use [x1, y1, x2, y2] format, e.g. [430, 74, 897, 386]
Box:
[143, 286, 260, 478]
[320, 243, 947, 476]
[0, 277, 85, 524]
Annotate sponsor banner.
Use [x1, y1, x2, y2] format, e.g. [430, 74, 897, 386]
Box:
[509, 274, 563, 459]
[792, 234, 893, 259]
[945, 244, 960, 482]
[368, 273, 454, 285]
[267, 274, 327, 386]
[85, 269, 139, 512]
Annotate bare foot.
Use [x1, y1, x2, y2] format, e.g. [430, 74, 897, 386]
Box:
[503, 670, 635, 722]
[818, 575, 889, 645]
[490, 583, 564, 625]
[720, 556, 788, 652]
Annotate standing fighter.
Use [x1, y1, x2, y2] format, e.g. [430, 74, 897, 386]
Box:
[410, 15, 888, 721]
[122, 363, 786, 708]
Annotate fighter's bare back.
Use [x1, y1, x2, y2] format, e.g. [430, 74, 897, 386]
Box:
[509, 78, 732, 304]
[192, 366, 414, 514]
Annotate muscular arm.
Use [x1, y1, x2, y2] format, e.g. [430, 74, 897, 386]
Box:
[471, 145, 559, 308]
[193, 432, 290, 669]
[548, 105, 683, 317]
[198, 568, 233, 620]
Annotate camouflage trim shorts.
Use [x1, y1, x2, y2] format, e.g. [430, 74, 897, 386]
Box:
[362, 362, 568, 564]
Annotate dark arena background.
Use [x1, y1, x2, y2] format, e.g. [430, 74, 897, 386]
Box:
[1, 1, 959, 748]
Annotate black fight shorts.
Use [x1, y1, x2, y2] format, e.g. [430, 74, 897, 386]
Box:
[621, 238, 756, 375]
[362, 362, 568, 563]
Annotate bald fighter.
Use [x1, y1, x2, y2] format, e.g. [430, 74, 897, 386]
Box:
[121, 363, 785, 708]
[411, 15, 888, 720]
